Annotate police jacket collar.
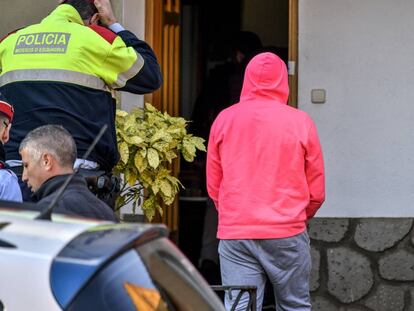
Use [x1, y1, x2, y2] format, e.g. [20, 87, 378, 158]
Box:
[43, 4, 84, 25]
[32, 174, 86, 202]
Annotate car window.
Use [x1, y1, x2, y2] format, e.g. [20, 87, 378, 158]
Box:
[67, 249, 170, 311]
[137, 238, 225, 311]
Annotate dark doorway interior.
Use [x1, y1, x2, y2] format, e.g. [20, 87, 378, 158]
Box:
[178, 0, 289, 297]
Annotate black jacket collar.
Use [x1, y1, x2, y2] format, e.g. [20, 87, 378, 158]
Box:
[32, 174, 86, 202]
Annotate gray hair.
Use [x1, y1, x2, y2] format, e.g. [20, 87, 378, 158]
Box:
[19, 125, 77, 167]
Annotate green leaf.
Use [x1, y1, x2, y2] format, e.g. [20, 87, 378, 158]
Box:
[160, 179, 173, 198]
[127, 168, 137, 186]
[183, 139, 197, 156]
[156, 203, 163, 216]
[151, 130, 172, 144]
[124, 114, 138, 131]
[140, 148, 147, 158]
[119, 142, 129, 164]
[140, 171, 153, 186]
[125, 135, 144, 145]
[142, 195, 156, 221]
[151, 182, 160, 195]
[166, 175, 183, 190]
[182, 148, 194, 162]
[134, 152, 147, 173]
[145, 102, 157, 112]
[116, 194, 126, 208]
[147, 147, 160, 169]
[116, 110, 129, 118]
[130, 108, 144, 118]
[190, 136, 206, 151]
[165, 150, 177, 163]
[156, 168, 171, 180]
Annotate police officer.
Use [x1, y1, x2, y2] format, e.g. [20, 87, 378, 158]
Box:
[0, 0, 162, 203]
[0, 94, 22, 202]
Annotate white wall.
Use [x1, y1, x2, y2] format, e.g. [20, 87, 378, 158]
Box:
[119, 0, 145, 112]
[299, 0, 414, 216]
[117, 0, 146, 216]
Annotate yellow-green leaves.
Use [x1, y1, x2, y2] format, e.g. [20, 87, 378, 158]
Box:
[119, 142, 129, 164]
[115, 103, 206, 221]
[134, 152, 146, 173]
[147, 148, 160, 169]
[181, 136, 206, 162]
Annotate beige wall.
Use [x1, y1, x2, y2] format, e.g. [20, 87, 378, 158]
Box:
[241, 0, 288, 48]
[0, 0, 56, 38]
[0, 0, 128, 38]
[115, 0, 146, 112]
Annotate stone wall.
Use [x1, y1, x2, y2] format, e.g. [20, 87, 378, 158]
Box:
[308, 218, 414, 311]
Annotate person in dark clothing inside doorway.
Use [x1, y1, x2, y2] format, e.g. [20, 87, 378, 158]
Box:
[19, 125, 117, 221]
[192, 31, 262, 285]
[191, 31, 262, 141]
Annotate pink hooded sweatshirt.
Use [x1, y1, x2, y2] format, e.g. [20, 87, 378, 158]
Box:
[207, 52, 325, 239]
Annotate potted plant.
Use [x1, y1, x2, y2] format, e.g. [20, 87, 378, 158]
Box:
[114, 103, 206, 221]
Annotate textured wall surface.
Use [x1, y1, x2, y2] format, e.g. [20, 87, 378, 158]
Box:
[309, 218, 414, 310]
[299, 0, 414, 217]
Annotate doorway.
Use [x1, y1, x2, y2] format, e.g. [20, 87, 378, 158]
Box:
[178, 0, 293, 285]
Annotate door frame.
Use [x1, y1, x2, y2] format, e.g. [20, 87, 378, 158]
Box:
[144, 0, 298, 234]
[145, 0, 181, 240]
[288, 0, 298, 108]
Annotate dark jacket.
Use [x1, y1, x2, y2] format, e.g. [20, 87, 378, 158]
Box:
[33, 174, 117, 222]
[0, 5, 162, 171]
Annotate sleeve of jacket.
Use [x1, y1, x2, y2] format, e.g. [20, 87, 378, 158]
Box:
[102, 30, 162, 94]
[206, 121, 222, 208]
[304, 119, 325, 219]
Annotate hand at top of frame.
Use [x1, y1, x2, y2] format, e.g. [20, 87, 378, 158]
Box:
[94, 0, 117, 27]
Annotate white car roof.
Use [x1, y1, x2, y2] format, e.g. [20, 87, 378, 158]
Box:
[0, 209, 109, 257]
[0, 210, 112, 311]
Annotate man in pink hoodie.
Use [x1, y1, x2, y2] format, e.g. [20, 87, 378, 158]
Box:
[207, 52, 325, 310]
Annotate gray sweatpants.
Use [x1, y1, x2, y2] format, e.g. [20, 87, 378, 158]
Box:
[218, 231, 311, 311]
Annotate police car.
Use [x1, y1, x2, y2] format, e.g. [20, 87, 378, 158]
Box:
[0, 201, 225, 311]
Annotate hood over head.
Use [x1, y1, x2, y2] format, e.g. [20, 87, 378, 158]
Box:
[240, 52, 289, 103]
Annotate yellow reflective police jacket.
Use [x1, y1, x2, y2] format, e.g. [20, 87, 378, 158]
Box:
[0, 4, 162, 170]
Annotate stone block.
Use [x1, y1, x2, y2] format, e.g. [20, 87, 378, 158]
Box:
[308, 218, 349, 242]
[327, 247, 373, 303]
[379, 250, 414, 281]
[354, 219, 413, 252]
[411, 231, 414, 247]
[364, 285, 405, 311]
[311, 296, 337, 311]
[310, 247, 320, 291]
[408, 288, 414, 311]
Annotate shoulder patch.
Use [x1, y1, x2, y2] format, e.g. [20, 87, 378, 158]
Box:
[88, 25, 117, 44]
